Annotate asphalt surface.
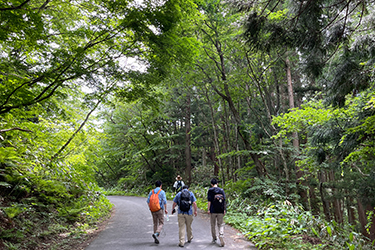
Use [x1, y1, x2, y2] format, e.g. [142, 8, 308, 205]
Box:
[85, 196, 257, 250]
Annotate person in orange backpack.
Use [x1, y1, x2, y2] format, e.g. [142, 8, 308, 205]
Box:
[147, 180, 168, 244]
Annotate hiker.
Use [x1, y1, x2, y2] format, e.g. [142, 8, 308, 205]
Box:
[207, 178, 226, 247]
[173, 175, 185, 194]
[172, 185, 198, 247]
[147, 180, 168, 244]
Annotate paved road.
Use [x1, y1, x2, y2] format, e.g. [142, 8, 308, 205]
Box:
[85, 196, 257, 250]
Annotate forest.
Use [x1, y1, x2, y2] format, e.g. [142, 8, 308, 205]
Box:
[1, 0, 375, 249]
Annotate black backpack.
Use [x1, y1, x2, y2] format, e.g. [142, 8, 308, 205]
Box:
[179, 189, 191, 212]
[212, 190, 225, 213]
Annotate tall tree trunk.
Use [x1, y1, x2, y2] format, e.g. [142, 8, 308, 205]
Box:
[328, 170, 343, 224]
[357, 199, 370, 238]
[221, 117, 228, 184]
[309, 183, 320, 215]
[204, 86, 222, 177]
[275, 70, 289, 185]
[286, 57, 308, 206]
[286, 57, 299, 153]
[210, 147, 220, 176]
[235, 125, 241, 181]
[319, 170, 331, 221]
[346, 195, 356, 225]
[185, 93, 192, 184]
[202, 148, 206, 167]
[222, 101, 232, 184]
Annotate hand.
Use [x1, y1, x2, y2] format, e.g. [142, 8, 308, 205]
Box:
[165, 210, 168, 214]
[194, 211, 197, 217]
[172, 208, 176, 214]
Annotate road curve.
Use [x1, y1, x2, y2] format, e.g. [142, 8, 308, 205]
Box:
[85, 196, 256, 250]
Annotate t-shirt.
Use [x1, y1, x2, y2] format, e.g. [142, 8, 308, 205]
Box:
[173, 180, 185, 189]
[207, 186, 226, 213]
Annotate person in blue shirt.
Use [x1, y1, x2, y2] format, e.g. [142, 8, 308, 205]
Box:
[147, 180, 168, 244]
[172, 185, 197, 247]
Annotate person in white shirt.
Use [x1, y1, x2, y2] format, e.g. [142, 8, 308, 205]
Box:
[173, 175, 185, 194]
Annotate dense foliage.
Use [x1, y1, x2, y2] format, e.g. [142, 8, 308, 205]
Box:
[1, 0, 375, 249]
[0, 0, 195, 248]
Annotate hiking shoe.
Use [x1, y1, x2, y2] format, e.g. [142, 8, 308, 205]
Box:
[178, 244, 184, 247]
[152, 233, 159, 244]
[212, 238, 217, 243]
[188, 236, 193, 243]
[219, 236, 225, 247]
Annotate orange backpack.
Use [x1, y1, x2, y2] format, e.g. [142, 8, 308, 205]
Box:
[149, 189, 162, 212]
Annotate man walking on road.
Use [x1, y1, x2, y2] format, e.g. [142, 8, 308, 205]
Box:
[147, 180, 168, 244]
[207, 178, 226, 247]
[172, 185, 198, 247]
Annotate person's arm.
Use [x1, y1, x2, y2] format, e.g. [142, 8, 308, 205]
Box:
[223, 191, 226, 215]
[207, 189, 213, 214]
[162, 192, 168, 214]
[191, 193, 198, 216]
[193, 202, 198, 217]
[172, 202, 177, 214]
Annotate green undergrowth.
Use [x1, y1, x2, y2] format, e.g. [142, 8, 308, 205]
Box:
[0, 192, 112, 250]
[103, 186, 148, 197]
[224, 199, 372, 249]
[190, 184, 373, 250]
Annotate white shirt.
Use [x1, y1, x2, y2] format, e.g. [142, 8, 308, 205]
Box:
[173, 180, 185, 189]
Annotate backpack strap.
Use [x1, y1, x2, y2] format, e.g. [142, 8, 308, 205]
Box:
[152, 189, 162, 195]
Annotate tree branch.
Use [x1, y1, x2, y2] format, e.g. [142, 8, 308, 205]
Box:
[0, 127, 32, 133]
[0, 0, 31, 11]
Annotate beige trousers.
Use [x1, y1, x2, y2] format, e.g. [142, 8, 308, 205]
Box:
[151, 209, 164, 234]
[177, 213, 194, 246]
[210, 213, 224, 240]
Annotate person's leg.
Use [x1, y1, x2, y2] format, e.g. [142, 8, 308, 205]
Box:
[217, 213, 224, 237]
[152, 212, 158, 233]
[155, 209, 164, 234]
[210, 213, 217, 241]
[178, 213, 185, 246]
[151, 211, 159, 244]
[217, 213, 225, 246]
[186, 214, 194, 242]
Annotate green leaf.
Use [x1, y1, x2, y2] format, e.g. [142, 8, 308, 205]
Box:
[0, 182, 11, 188]
[326, 226, 332, 237]
[349, 232, 354, 242]
[311, 227, 319, 237]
